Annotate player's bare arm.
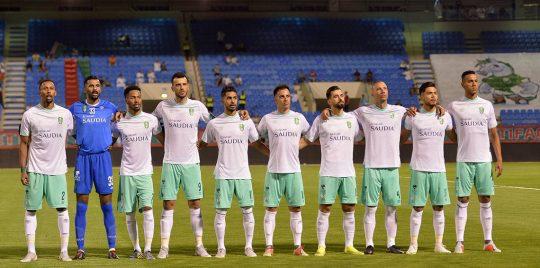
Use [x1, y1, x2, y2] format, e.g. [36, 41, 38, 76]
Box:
[19, 135, 30, 186]
[489, 127, 503, 177]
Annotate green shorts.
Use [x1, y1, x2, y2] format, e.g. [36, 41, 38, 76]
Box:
[264, 172, 305, 207]
[160, 163, 203, 201]
[361, 168, 401, 206]
[455, 162, 494, 197]
[409, 170, 450, 207]
[318, 176, 357, 205]
[214, 179, 254, 209]
[118, 175, 154, 213]
[25, 173, 68, 210]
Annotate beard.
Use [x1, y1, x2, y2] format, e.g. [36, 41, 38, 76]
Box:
[334, 103, 344, 109]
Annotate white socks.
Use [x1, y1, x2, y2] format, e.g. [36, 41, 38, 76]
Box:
[316, 210, 330, 247]
[363, 206, 377, 247]
[264, 210, 277, 246]
[479, 202, 493, 241]
[455, 201, 468, 242]
[290, 211, 303, 246]
[190, 208, 204, 246]
[385, 206, 398, 248]
[25, 211, 37, 253]
[143, 210, 154, 252]
[126, 213, 141, 252]
[242, 207, 255, 249]
[433, 210, 445, 245]
[214, 210, 227, 249]
[160, 209, 174, 249]
[343, 211, 356, 247]
[57, 210, 70, 253]
[409, 210, 423, 246]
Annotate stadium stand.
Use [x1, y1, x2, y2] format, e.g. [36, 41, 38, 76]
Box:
[192, 18, 415, 117]
[500, 109, 540, 125]
[481, 31, 540, 53]
[422, 31, 466, 57]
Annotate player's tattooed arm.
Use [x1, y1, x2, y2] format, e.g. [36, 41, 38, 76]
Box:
[19, 136, 30, 185]
[155, 132, 165, 145]
[400, 128, 411, 144]
[489, 127, 503, 177]
[197, 140, 208, 150]
[446, 129, 458, 143]
[321, 108, 330, 121]
[299, 137, 312, 150]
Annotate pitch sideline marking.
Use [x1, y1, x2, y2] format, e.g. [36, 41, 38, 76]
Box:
[402, 177, 540, 191]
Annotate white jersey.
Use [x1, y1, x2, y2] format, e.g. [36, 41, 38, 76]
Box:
[404, 111, 452, 172]
[306, 113, 362, 177]
[353, 104, 406, 168]
[202, 113, 259, 180]
[20, 104, 74, 175]
[112, 112, 161, 176]
[153, 99, 211, 164]
[448, 97, 497, 162]
[258, 110, 310, 173]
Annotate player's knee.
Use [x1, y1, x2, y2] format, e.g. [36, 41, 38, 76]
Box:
[142, 206, 152, 211]
[188, 199, 200, 209]
[341, 204, 355, 212]
[76, 194, 89, 203]
[163, 200, 175, 210]
[99, 194, 112, 205]
[267, 207, 278, 212]
[26, 210, 37, 215]
[432, 205, 443, 211]
[288, 206, 301, 212]
[478, 195, 491, 203]
[56, 207, 67, 212]
[457, 196, 469, 203]
[319, 205, 331, 213]
[413, 206, 424, 212]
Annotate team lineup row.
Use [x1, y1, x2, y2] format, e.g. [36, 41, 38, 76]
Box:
[18, 71, 503, 262]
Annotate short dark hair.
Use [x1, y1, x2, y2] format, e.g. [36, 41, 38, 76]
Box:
[124, 85, 141, 98]
[38, 79, 54, 89]
[221, 85, 237, 97]
[273, 84, 290, 96]
[84, 75, 100, 85]
[326, 86, 341, 99]
[171, 72, 189, 84]
[419, 82, 436, 94]
[461, 70, 476, 80]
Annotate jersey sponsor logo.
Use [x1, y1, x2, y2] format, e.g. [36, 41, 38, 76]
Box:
[417, 128, 444, 137]
[273, 128, 298, 138]
[58, 117, 63, 125]
[144, 121, 149, 129]
[239, 123, 245, 131]
[168, 120, 195, 129]
[123, 134, 150, 143]
[369, 122, 395, 131]
[329, 132, 352, 141]
[294, 117, 300, 125]
[82, 117, 107, 124]
[220, 136, 244, 144]
[36, 130, 64, 139]
[460, 119, 487, 127]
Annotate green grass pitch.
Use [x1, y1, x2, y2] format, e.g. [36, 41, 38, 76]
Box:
[1, 162, 539, 267]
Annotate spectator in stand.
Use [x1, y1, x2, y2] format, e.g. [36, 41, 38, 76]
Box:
[230, 55, 239, 65]
[154, 60, 161, 72]
[409, 84, 420, 96]
[487, 5, 497, 19]
[213, 64, 222, 77]
[205, 95, 214, 113]
[217, 31, 226, 45]
[291, 92, 298, 103]
[222, 75, 233, 86]
[39, 60, 47, 72]
[116, 74, 126, 89]
[366, 69, 374, 83]
[216, 74, 223, 87]
[71, 48, 79, 57]
[344, 91, 350, 112]
[400, 59, 410, 70]
[353, 69, 361, 81]
[235, 75, 243, 86]
[297, 70, 307, 84]
[309, 70, 318, 82]
[136, 71, 145, 85]
[224, 43, 233, 51]
[225, 55, 232, 65]
[160, 61, 167, 71]
[147, 70, 156, 83]
[32, 52, 40, 62]
[239, 90, 247, 110]
[108, 55, 117, 66]
[359, 94, 369, 106]
[26, 60, 33, 72]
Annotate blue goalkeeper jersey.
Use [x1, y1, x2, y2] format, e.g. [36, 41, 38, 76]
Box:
[69, 100, 118, 155]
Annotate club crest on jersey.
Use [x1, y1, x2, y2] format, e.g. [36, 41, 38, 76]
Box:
[58, 117, 63, 125]
[479, 107, 484, 114]
[347, 121, 352, 129]
[390, 112, 395, 118]
[82, 105, 87, 113]
[439, 118, 444, 125]
[144, 121, 149, 129]
[239, 123, 245, 131]
[189, 108, 194, 116]
[294, 117, 300, 125]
